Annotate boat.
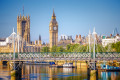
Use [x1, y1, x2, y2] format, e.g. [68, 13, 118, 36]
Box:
[24, 61, 50, 65]
[50, 63, 76, 68]
[49, 62, 63, 68]
[63, 63, 75, 68]
[98, 64, 120, 72]
[50, 64, 63, 68]
[98, 69, 120, 72]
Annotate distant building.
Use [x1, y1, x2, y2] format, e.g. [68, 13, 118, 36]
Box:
[0, 29, 23, 53]
[58, 35, 73, 48]
[102, 34, 120, 47]
[71, 34, 87, 45]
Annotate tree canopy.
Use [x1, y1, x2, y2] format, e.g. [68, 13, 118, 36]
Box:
[41, 41, 120, 52]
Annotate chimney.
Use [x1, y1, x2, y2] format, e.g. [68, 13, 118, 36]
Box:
[116, 34, 119, 36]
[67, 36, 69, 40]
[31, 41, 34, 45]
[61, 36, 63, 40]
[64, 36, 66, 40]
[110, 34, 112, 37]
[35, 40, 38, 45]
[79, 35, 81, 39]
[70, 36, 72, 40]
[76, 35, 78, 39]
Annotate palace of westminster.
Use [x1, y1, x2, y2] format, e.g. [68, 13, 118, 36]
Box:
[0, 10, 62, 53]
[0, 10, 120, 53]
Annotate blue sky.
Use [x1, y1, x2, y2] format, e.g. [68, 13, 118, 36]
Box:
[0, 0, 120, 43]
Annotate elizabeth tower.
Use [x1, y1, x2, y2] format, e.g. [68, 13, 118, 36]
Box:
[49, 10, 58, 48]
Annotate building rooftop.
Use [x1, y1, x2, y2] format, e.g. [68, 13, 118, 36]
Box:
[0, 38, 6, 42]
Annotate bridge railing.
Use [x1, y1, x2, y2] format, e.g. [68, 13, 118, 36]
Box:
[0, 52, 120, 60]
[96, 52, 120, 60]
[0, 52, 91, 60]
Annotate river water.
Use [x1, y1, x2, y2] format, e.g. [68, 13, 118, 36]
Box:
[0, 64, 120, 80]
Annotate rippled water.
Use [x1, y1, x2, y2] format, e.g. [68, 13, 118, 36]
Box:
[0, 64, 120, 80]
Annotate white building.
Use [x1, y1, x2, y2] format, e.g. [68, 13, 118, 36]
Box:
[102, 35, 120, 47]
[0, 29, 16, 46]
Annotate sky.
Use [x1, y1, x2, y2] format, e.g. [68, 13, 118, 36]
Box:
[0, 0, 120, 43]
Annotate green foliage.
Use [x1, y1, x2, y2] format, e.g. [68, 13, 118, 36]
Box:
[51, 46, 57, 52]
[56, 46, 65, 52]
[66, 44, 79, 52]
[72, 44, 88, 52]
[50, 46, 65, 52]
[41, 47, 50, 52]
[41, 41, 120, 52]
[96, 44, 106, 52]
[112, 41, 120, 52]
[104, 41, 120, 52]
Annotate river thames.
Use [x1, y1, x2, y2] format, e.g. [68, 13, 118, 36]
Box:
[0, 64, 120, 80]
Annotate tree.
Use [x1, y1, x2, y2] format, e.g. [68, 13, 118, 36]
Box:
[51, 46, 57, 52]
[113, 41, 120, 52]
[56, 46, 65, 52]
[96, 44, 106, 52]
[41, 47, 50, 52]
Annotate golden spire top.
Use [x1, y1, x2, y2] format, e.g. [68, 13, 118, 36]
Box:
[52, 9, 55, 17]
[52, 9, 56, 19]
[23, 6, 24, 15]
[20, 13, 21, 18]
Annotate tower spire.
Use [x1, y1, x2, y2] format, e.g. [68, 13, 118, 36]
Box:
[13, 27, 14, 33]
[39, 35, 41, 41]
[23, 6, 24, 15]
[52, 9, 55, 17]
[89, 29, 91, 35]
[93, 27, 97, 35]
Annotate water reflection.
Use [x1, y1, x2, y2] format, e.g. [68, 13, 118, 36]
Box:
[100, 72, 120, 80]
[22, 64, 87, 80]
[0, 64, 120, 80]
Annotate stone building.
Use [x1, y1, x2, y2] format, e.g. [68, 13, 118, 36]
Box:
[17, 14, 30, 44]
[0, 12, 41, 53]
[102, 34, 120, 47]
[58, 36, 73, 48]
[49, 10, 58, 48]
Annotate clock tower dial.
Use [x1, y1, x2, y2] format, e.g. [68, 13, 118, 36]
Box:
[53, 26, 57, 30]
[50, 27, 51, 30]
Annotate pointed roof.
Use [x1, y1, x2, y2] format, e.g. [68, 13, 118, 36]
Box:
[12, 27, 16, 35]
[39, 35, 41, 41]
[52, 9, 56, 17]
[112, 28, 119, 36]
[89, 30, 91, 35]
[93, 27, 97, 34]
[23, 5, 24, 15]
[50, 9, 58, 25]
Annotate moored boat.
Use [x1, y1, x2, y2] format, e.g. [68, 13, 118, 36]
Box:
[24, 61, 50, 65]
[98, 64, 120, 72]
[63, 63, 75, 68]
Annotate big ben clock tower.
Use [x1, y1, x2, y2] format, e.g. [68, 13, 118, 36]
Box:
[49, 10, 58, 48]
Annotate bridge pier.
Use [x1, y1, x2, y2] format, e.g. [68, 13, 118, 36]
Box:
[10, 61, 23, 80]
[0, 61, 2, 65]
[87, 60, 98, 80]
[75, 60, 77, 67]
[2, 61, 8, 66]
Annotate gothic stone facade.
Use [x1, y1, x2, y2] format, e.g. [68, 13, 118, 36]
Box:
[17, 14, 30, 44]
[49, 10, 58, 48]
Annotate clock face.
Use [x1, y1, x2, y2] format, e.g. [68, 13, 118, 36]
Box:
[53, 26, 57, 30]
[50, 27, 51, 30]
